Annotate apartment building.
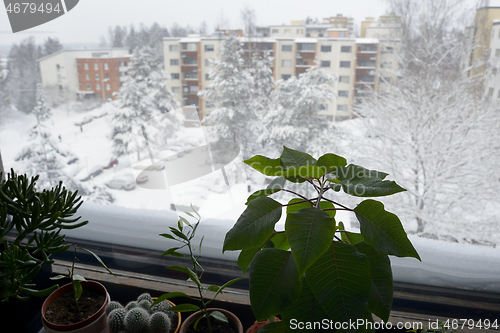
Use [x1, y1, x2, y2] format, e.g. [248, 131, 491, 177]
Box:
[38, 48, 131, 101]
[163, 35, 384, 121]
[484, 20, 500, 99]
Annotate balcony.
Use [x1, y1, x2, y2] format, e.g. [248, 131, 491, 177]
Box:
[357, 45, 378, 54]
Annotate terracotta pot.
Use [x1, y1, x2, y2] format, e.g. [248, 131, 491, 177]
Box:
[246, 318, 281, 333]
[179, 308, 243, 333]
[41, 281, 110, 333]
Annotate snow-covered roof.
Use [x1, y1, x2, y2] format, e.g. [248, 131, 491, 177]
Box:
[179, 37, 201, 43]
[356, 38, 379, 44]
[493, 19, 500, 25]
[36, 48, 130, 62]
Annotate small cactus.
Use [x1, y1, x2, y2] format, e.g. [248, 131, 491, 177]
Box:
[149, 312, 171, 333]
[149, 299, 172, 315]
[106, 301, 124, 316]
[125, 307, 150, 333]
[108, 308, 126, 333]
[137, 293, 154, 303]
[125, 301, 139, 311]
[138, 299, 152, 311]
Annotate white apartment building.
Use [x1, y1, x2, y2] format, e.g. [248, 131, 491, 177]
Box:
[484, 20, 500, 99]
[38, 48, 130, 101]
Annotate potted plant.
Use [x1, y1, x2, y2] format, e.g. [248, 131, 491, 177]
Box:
[152, 207, 244, 333]
[105, 292, 181, 333]
[223, 147, 421, 332]
[0, 170, 88, 332]
[41, 245, 116, 333]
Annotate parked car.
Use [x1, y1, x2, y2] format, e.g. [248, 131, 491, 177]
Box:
[74, 116, 93, 126]
[136, 174, 148, 184]
[105, 176, 136, 190]
[67, 157, 79, 165]
[104, 158, 118, 169]
[131, 161, 164, 171]
[80, 165, 103, 181]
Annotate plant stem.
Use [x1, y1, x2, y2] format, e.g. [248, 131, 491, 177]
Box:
[319, 196, 353, 211]
[281, 189, 309, 201]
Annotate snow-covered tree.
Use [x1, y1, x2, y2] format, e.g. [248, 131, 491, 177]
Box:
[260, 66, 337, 156]
[353, 0, 500, 241]
[249, 53, 274, 118]
[199, 35, 260, 159]
[111, 45, 181, 161]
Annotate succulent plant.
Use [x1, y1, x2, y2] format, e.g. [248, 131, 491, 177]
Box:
[106, 301, 124, 316]
[149, 312, 171, 333]
[138, 299, 152, 311]
[108, 308, 126, 333]
[125, 307, 150, 333]
[137, 293, 153, 303]
[125, 301, 139, 311]
[149, 298, 172, 315]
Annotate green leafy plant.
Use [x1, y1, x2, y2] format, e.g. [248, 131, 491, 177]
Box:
[224, 147, 421, 332]
[152, 207, 243, 333]
[0, 170, 88, 301]
[50, 244, 115, 311]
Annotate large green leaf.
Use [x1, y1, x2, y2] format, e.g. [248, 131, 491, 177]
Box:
[224, 197, 282, 251]
[286, 198, 313, 214]
[336, 164, 388, 181]
[244, 155, 285, 176]
[285, 207, 335, 276]
[306, 242, 371, 332]
[237, 247, 261, 274]
[282, 278, 329, 332]
[317, 153, 347, 174]
[248, 249, 301, 321]
[280, 146, 317, 168]
[282, 165, 325, 179]
[354, 200, 420, 260]
[319, 200, 336, 219]
[271, 232, 290, 251]
[355, 242, 393, 322]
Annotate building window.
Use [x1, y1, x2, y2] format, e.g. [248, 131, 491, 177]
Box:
[284, 29, 291, 34]
[171, 73, 180, 79]
[301, 43, 315, 51]
[340, 61, 350, 68]
[272, 29, 279, 33]
[104, 63, 109, 70]
[170, 59, 179, 66]
[86, 83, 91, 90]
[339, 76, 350, 83]
[281, 74, 291, 80]
[321, 45, 331, 52]
[297, 29, 303, 34]
[107, 93, 112, 99]
[204, 45, 214, 52]
[169, 45, 178, 52]
[382, 46, 394, 54]
[96, 83, 101, 90]
[205, 73, 211, 80]
[182, 58, 197, 65]
[123, 61, 128, 67]
[172, 87, 181, 94]
[189, 86, 199, 93]
[204, 59, 210, 66]
[488, 87, 494, 96]
[106, 83, 111, 90]
[282, 45, 292, 52]
[84, 63, 89, 70]
[319, 104, 328, 110]
[181, 43, 197, 51]
[338, 90, 349, 97]
[94, 63, 99, 70]
[337, 104, 348, 111]
[496, 49, 500, 57]
[56, 64, 60, 72]
[340, 31, 345, 38]
[282, 60, 292, 67]
[341, 46, 352, 53]
[85, 73, 90, 80]
[95, 73, 100, 80]
[320, 61, 331, 68]
[105, 73, 110, 79]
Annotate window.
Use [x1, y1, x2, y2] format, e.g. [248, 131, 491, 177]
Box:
[86, 83, 91, 90]
[105, 73, 110, 79]
[340, 61, 350, 68]
[96, 93, 101, 99]
[337, 104, 348, 111]
[284, 29, 291, 34]
[341, 46, 352, 53]
[319, 104, 328, 110]
[95, 73, 100, 80]
[205, 74, 211, 80]
[189, 86, 199, 93]
[488, 87, 494, 96]
[338, 90, 349, 97]
[496, 49, 500, 57]
[204, 45, 214, 52]
[382, 46, 394, 54]
[339, 75, 350, 83]
[282, 45, 292, 52]
[84, 63, 89, 70]
[340, 31, 345, 38]
[172, 87, 181, 94]
[94, 63, 99, 70]
[181, 43, 197, 51]
[205, 59, 211, 66]
[320, 61, 331, 68]
[170, 59, 179, 66]
[297, 29, 303, 34]
[85, 73, 90, 80]
[182, 58, 198, 65]
[171, 73, 180, 79]
[106, 84, 111, 91]
[321, 45, 331, 52]
[301, 43, 315, 51]
[169, 45, 178, 52]
[272, 29, 279, 33]
[282, 60, 292, 67]
[493, 68, 498, 75]
[107, 93, 111, 99]
[96, 83, 101, 90]
[281, 74, 291, 80]
[104, 63, 109, 70]
[56, 64, 60, 72]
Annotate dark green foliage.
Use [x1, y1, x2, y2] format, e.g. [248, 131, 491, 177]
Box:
[224, 147, 420, 332]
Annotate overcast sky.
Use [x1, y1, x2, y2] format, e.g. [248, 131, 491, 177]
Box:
[0, 0, 389, 47]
